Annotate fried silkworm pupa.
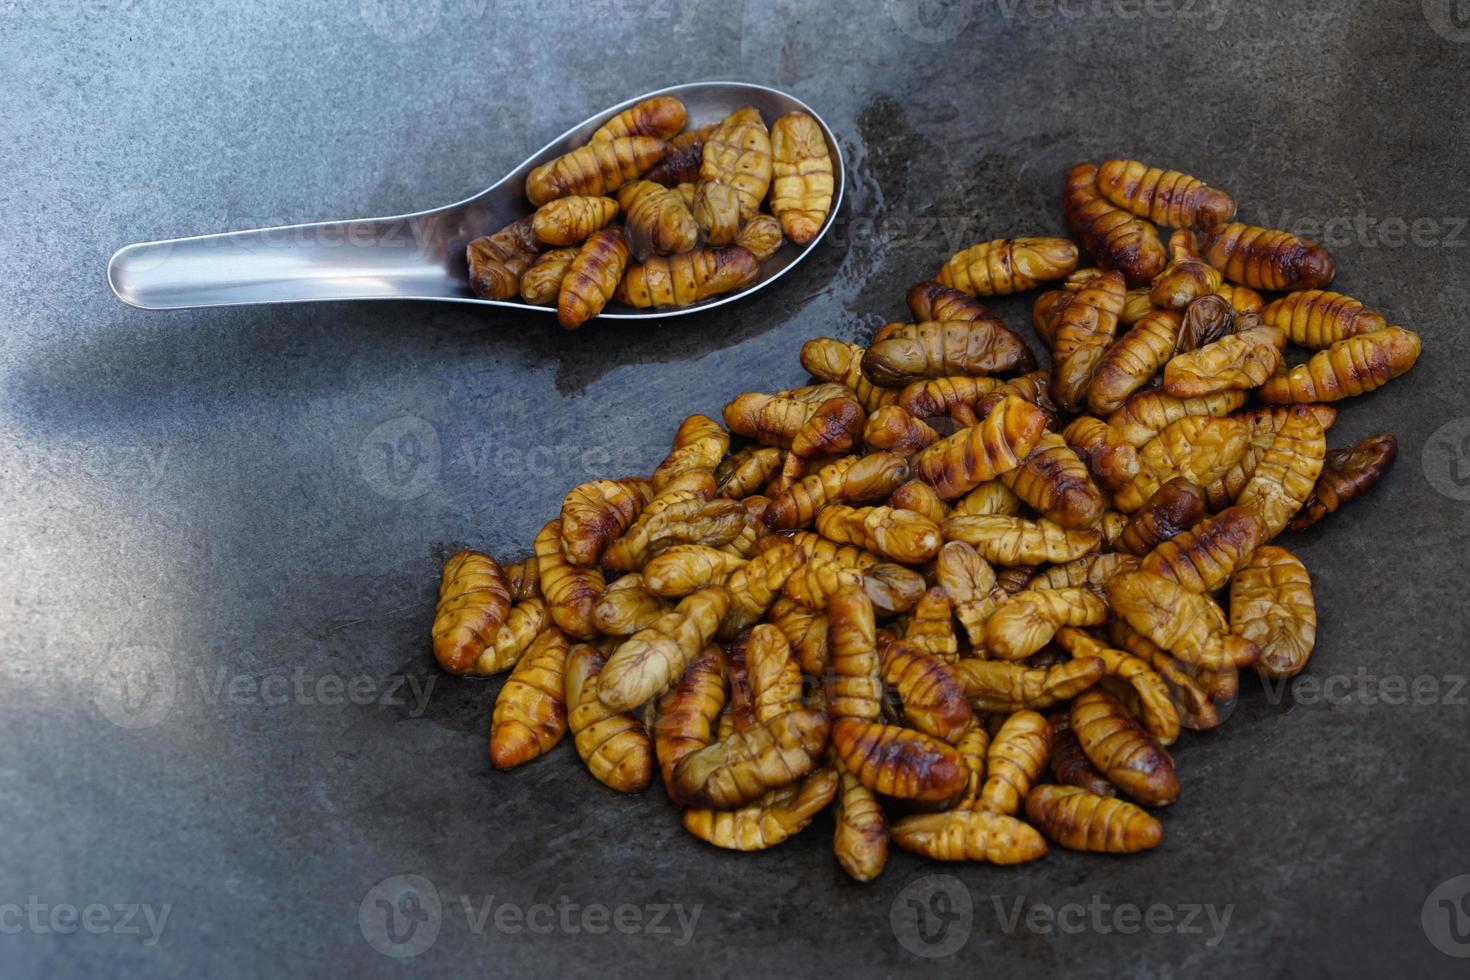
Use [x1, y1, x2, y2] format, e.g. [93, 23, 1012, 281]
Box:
[830, 718, 967, 800]
[1069, 687, 1178, 806]
[745, 623, 803, 722]
[1201, 222, 1336, 291]
[1106, 570, 1259, 672]
[700, 106, 772, 221]
[898, 375, 1006, 424]
[1117, 478, 1207, 556]
[1139, 505, 1266, 593]
[769, 110, 834, 245]
[863, 406, 940, 457]
[691, 179, 742, 246]
[432, 549, 513, 674]
[560, 478, 650, 567]
[503, 559, 540, 601]
[1150, 228, 1222, 310]
[1027, 552, 1139, 594]
[642, 124, 713, 187]
[815, 504, 943, 564]
[952, 480, 1025, 517]
[716, 446, 785, 499]
[1234, 408, 1327, 538]
[670, 707, 829, 808]
[1048, 709, 1114, 797]
[472, 597, 550, 676]
[940, 514, 1102, 567]
[1000, 431, 1107, 528]
[590, 95, 687, 143]
[934, 540, 1003, 648]
[736, 214, 785, 261]
[525, 136, 668, 206]
[652, 414, 730, 490]
[641, 545, 748, 598]
[833, 762, 889, 881]
[1055, 628, 1179, 746]
[534, 519, 606, 640]
[489, 626, 569, 769]
[1061, 415, 1140, 492]
[825, 583, 884, 721]
[683, 769, 838, 851]
[518, 247, 580, 305]
[1261, 289, 1387, 349]
[1259, 327, 1422, 404]
[978, 710, 1052, 816]
[800, 339, 899, 413]
[725, 629, 759, 732]
[1173, 292, 1238, 354]
[935, 237, 1079, 297]
[1107, 389, 1247, 449]
[1112, 415, 1251, 512]
[558, 226, 631, 328]
[601, 496, 745, 573]
[985, 587, 1109, 661]
[591, 573, 667, 636]
[953, 657, 1105, 714]
[566, 643, 653, 792]
[861, 320, 1036, 388]
[614, 245, 760, 308]
[890, 809, 1047, 864]
[652, 644, 726, 794]
[766, 453, 910, 529]
[1096, 159, 1237, 229]
[1051, 270, 1125, 411]
[722, 539, 807, 637]
[1063, 162, 1167, 288]
[467, 216, 540, 300]
[879, 641, 974, 743]
[531, 195, 620, 246]
[907, 280, 995, 323]
[889, 479, 950, 525]
[1162, 324, 1285, 397]
[901, 586, 959, 663]
[1107, 620, 1220, 732]
[615, 179, 697, 259]
[1026, 784, 1162, 853]
[1289, 433, 1398, 531]
[1230, 545, 1317, 679]
[912, 395, 1049, 499]
[599, 587, 732, 711]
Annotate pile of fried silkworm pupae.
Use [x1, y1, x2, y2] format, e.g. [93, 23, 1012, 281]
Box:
[464, 95, 833, 327]
[433, 158, 1419, 876]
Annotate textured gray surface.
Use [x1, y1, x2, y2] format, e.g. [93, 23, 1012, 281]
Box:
[3, 0, 1470, 976]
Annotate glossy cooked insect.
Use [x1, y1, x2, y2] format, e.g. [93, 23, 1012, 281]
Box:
[1048, 710, 1115, 796]
[1289, 433, 1398, 531]
[1230, 545, 1317, 679]
[614, 245, 760, 308]
[933, 540, 1003, 647]
[1028, 552, 1139, 594]
[745, 624, 804, 722]
[470, 597, 550, 676]
[1261, 289, 1387, 349]
[670, 707, 829, 808]
[534, 519, 606, 640]
[889, 479, 951, 525]
[432, 549, 513, 674]
[590, 95, 687, 143]
[489, 627, 570, 769]
[953, 657, 1105, 713]
[558, 226, 631, 328]
[912, 395, 1049, 499]
[935, 237, 1079, 296]
[1259, 327, 1422, 403]
[1106, 570, 1259, 672]
[908, 280, 995, 323]
[767, 598, 829, 676]
[863, 406, 940, 457]
[722, 387, 838, 448]
[683, 769, 838, 851]
[897, 375, 1005, 425]
[1150, 228, 1222, 310]
[952, 480, 1025, 517]
[691, 180, 742, 245]
[1026, 784, 1163, 853]
[1061, 415, 1140, 492]
[1107, 389, 1247, 449]
[736, 214, 785, 261]
[724, 629, 758, 732]
[700, 106, 772, 221]
[1069, 687, 1178, 805]
[799, 339, 899, 413]
[1113, 415, 1252, 511]
[651, 415, 730, 491]
[560, 478, 650, 567]
[519, 246, 580, 305]
[900, 587, 960, 663]
[1087, 309, 1183, 416]
[1063, 162, 1167, 288]
[565, 643, 653, 792]
[616, 180, 698, 259]
[766, 453, 910, 529]
[640, 545, 747, 597]
[1173, 293, 1240, 354]
[1051, 270, 1125, 411]
[715, 446, 785, 499]
[600, 496, 746, 572]
[984, 587, 1109, 661]
[467, 217, 540, 300]
[531, 195, 620, 246]
[1162, 324, 1286, 397]
[814, 504, 943, 564]
[598, 587, 732, 711]
[526, 136, 668, 206]
[833, 762, 889, 881]
[652, 644, 726, 794]
[1234, 408, 1327, 538]
[1216, 282, 1264, 315]
[999, 432, 1106, 528]
[879, 641, 974, 742]
[1139, 505, 1267, 593]
[890, 809, 1048, 864]
[1116, 478, 1207, 556]
[861, 320, 1036, 388]
[1096, 159, 1237, 229]
[977, 710, 1052, 816]
[591, 573, 667, 636]
[1200, 222, 1336, 291]
[503, 559, 540, 601]
[1107, 620, 1220, 732]
[1054, 628, 1179, 746]
[830, 718, 967, 800]
[721, 540, 807, 636]
[769, 110, 834, 245]
[940, 514, 1102, 566]
[825, 584, 884, 722]
[642, 124, 713, 187]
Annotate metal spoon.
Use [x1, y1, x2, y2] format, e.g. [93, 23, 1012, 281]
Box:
[107, 81, 844, 316]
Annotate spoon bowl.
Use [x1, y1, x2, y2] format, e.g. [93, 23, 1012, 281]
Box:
[107, 81, 844, 316]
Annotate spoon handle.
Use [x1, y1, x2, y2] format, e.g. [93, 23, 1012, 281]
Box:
[108, 211, 478, 309]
